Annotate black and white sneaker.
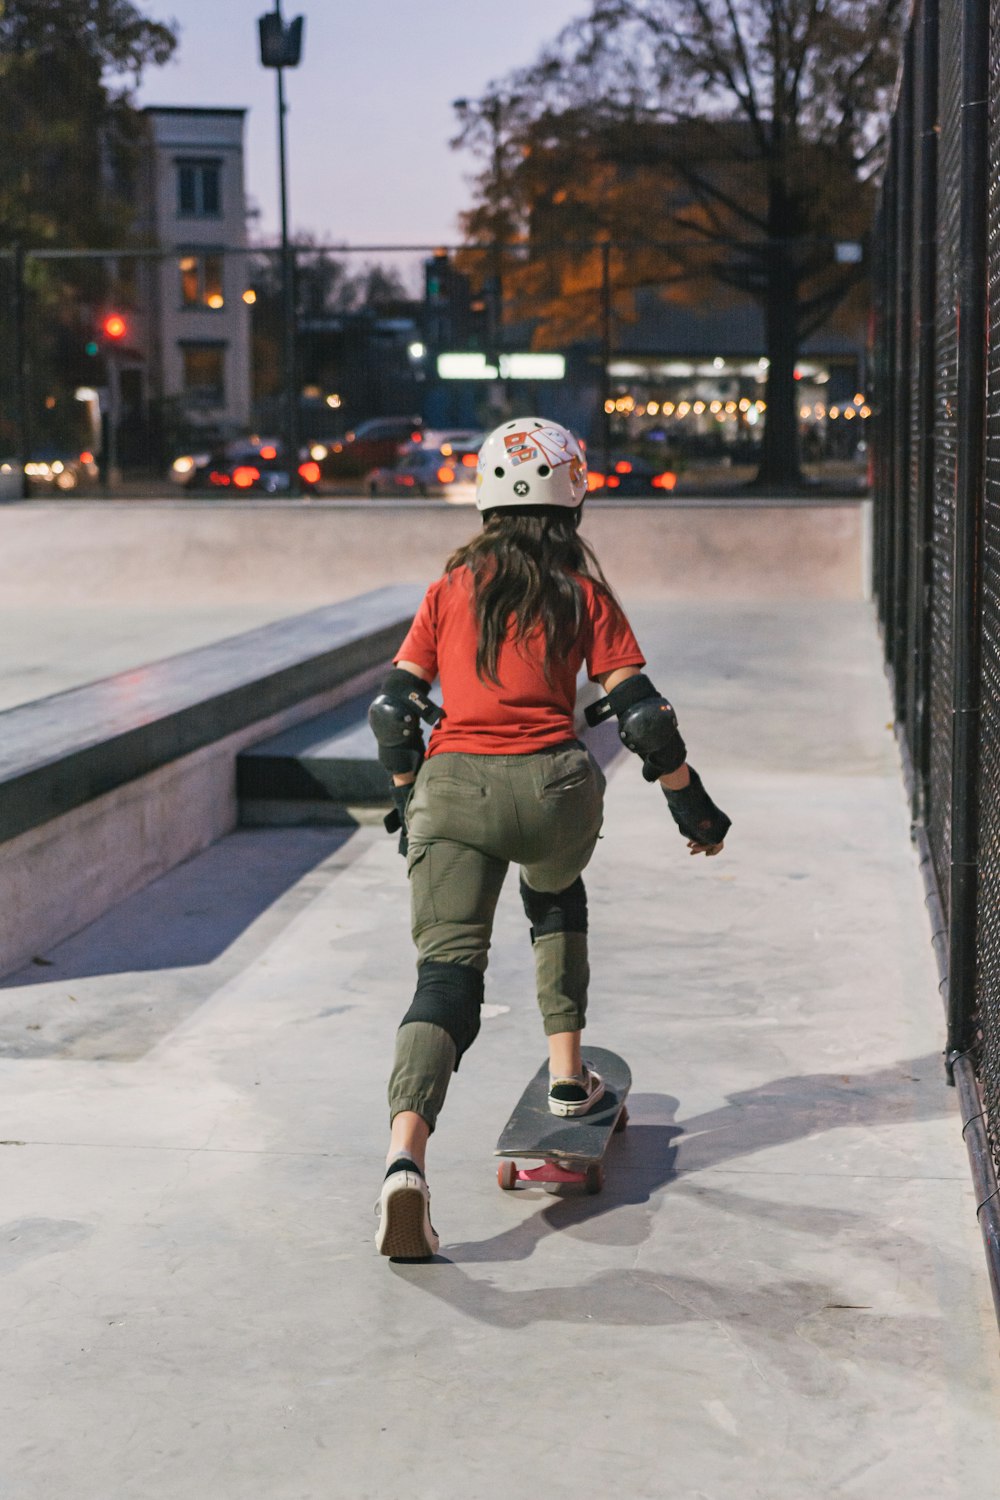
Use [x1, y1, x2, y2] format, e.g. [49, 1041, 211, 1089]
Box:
[547, 1063, 605, 1118]
[374, 1158, 440, 1259]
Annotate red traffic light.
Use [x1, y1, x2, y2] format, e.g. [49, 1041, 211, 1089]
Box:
[102, 313, 128, 341]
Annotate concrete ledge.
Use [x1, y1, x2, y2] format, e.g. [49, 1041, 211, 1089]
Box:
[0, 586, 419, 845]
[0, 588, 420, 978]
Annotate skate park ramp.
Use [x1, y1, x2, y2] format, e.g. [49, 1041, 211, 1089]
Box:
[0, 498, 867, 709]
[0, 580, 997, 1498]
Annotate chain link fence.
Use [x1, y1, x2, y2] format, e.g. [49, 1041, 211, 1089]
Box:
[873, 0, 1000, 1317]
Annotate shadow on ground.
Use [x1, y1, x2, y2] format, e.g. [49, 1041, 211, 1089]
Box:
[1, 827, 355, 989]
[443, 1055, 946, 1265]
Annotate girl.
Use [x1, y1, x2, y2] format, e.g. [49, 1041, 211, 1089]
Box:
[369, 417, 730, 1258]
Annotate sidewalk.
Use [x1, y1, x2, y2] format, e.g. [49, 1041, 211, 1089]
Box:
[1, 598, 997, 1499]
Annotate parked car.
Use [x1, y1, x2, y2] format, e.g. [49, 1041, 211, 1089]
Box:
[586, 454, 678, 496]
[366, 436, 483, 501]
[182, 439, 320, 496]
[0, 458, 24, 499]
[21, 450, 99, 493]
[169, 449, 213, 486]
[319, 416, 424, 480]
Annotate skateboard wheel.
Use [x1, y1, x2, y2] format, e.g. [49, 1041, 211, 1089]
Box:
[614, 1105, 629, 1134]
[585, 1162, 604, 1195]
[497, 1160, 518, 1191]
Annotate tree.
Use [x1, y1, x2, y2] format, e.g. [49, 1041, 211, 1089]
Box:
[455, 0, 902, 486]
[1, 0, 176, 247]
[0, 0, 177, 453]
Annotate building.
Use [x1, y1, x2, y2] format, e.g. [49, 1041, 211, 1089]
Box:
[135, 106, 253, 449]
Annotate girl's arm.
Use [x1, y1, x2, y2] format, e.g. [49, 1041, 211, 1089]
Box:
[595, 666, 726, 857]
[595, 666, 690, 792]
[389, 659, 429, 786]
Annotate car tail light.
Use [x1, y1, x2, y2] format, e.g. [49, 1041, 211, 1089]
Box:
[651, 471, 678, 490]
[209, 471, 231, 486]
[437, 466, 456, 483]
[79, 451, 94, 464]
[259, 445, 278, 460]
[232, 465, 260, 488]
[587, 472, 605, 491]
[298, 461, 321, 484]
[401, 475, 415, 486]
[605, 475, 620, 488]
[614, 460, 632, 474]
[411, 431, 422, 443]
[461, 453, 477, 467]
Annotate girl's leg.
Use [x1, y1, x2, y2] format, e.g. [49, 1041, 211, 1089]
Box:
[547, 1030, 583, 1080]
[520, 873, 591, 1042]
[387, 837, 507, 1154]
[388, 1111, 430, 1172]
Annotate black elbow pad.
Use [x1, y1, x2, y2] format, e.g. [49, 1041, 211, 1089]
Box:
[368, 669, 444, 776]
[585, 673, 686, 778]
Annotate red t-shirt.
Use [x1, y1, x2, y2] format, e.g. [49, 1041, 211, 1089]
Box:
[395, 567, 645, 756]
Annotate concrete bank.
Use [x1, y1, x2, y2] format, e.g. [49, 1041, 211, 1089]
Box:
[0, 597, 996, 1499]
[0, 497, 869, 607]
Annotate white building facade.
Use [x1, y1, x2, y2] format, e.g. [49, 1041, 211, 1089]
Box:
[137, 107, 253, 438]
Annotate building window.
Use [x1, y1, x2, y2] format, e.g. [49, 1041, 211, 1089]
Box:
[179, 253, 225, 309]
[181, 343, 226, 406]
[177, 159, 222, 217]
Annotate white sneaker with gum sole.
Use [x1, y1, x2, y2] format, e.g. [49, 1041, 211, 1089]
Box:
[374, 1160, 440, 1259]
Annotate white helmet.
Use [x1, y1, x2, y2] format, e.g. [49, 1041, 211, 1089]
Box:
[476, 416, 588, 512]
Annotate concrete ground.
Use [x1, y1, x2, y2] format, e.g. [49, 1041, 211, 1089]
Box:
[0, 604, 300, 712]
[1, 599, 998, 1499]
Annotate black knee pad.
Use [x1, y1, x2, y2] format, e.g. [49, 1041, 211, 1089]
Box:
[399, 961, 484, 1069]
[520, 875, 588, 942]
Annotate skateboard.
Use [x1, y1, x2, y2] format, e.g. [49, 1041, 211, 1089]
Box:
[494, 1046, 631, 1195]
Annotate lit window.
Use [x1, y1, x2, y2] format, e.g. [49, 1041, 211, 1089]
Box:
[177, 159, 222, 218]
[181, 343, 225, 406]
[178, 253, 225, 310]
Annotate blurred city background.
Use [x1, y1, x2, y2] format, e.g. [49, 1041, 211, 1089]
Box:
[0, 0, 890, 500]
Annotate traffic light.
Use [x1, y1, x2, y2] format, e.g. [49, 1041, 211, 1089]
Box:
[102, 313, 128, 342]
[424, 252, 471, 349]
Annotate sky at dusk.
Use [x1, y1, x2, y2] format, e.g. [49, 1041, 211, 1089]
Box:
[136, 0, 585, 249]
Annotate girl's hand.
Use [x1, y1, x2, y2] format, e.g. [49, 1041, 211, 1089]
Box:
[688, 839, 724, 857]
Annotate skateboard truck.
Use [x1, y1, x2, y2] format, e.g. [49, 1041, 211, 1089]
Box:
[496, 1105, 628, 1195]
[497, 1157, 607, 1193]
[494, 1049, 631, 1197]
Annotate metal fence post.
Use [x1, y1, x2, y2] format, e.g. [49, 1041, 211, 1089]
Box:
[14, 246, 30, 500]
[910, 0, 940, 822]
[892, 35, 916, 717]
[945, 0, 990, 1072]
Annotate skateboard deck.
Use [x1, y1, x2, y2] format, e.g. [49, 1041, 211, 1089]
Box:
[494, 1047, 631, 1193]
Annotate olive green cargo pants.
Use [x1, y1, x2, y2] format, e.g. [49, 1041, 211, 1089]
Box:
[387, 743, 606, 1129]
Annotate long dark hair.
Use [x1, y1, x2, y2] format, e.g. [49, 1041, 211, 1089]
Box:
[445, 506, 615, 684]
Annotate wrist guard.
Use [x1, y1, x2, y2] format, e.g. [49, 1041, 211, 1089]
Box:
[384, 782, 413, 856]
[662, 767, 730, 846]
[585, 673, 686, 780]
[368, 668, 444, 777]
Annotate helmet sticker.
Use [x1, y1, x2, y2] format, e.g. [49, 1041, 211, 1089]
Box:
[503, 426, 576, 469]
[503, 432, 538, 466]
[513, 480, 530, 497]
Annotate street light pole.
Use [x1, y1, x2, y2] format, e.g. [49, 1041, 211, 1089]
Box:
[259, 2, 305, 497]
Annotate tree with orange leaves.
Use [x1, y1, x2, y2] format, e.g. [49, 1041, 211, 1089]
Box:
[454, 0, 901, 487]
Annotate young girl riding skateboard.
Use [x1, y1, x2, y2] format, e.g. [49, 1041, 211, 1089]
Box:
[369, 416, 730, 1258]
